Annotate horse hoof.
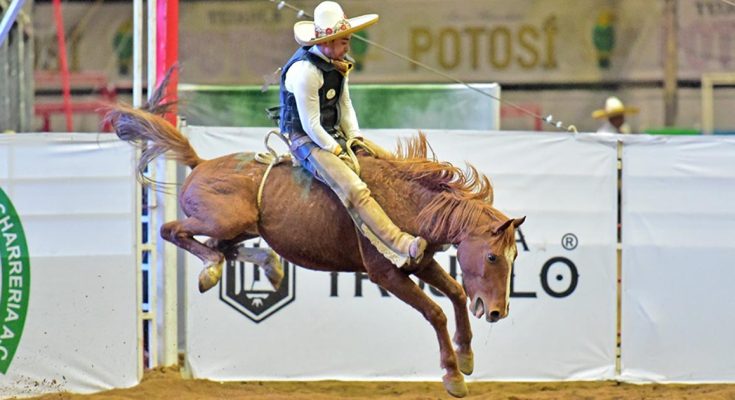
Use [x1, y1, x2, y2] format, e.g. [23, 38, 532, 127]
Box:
[264, 255, 283, 290]
[457, 350, 474, 375]
[265, 266, 284, 290]
[442, 374, 468, 398]
[198, 262, 223, 293]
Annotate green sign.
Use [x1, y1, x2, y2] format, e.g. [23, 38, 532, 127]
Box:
[0, 188, 30, 373]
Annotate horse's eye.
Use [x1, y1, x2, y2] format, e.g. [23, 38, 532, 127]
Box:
[487, 253, 497, 263]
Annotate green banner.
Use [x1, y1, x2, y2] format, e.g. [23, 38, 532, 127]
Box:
[0, 188, 30, 374]
[179, 83, 499, 130]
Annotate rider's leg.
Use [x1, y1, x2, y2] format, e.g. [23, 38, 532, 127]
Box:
[308, 148, 427, 263]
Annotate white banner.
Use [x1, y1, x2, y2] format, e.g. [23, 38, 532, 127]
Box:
[183, 127, 618, 381]
[620, 135, 735, 382]
[0, 134, 139, 396]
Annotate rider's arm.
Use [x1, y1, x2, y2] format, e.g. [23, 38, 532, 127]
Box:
[339, 78, 361, 140]
[285, 61, 342, 154]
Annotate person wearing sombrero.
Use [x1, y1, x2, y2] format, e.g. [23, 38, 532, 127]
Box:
[593, 96, 639, 133]
[279, 1, 427, 267]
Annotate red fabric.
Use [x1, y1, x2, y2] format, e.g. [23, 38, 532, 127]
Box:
[156, 0, 179, 126]
[52, 0, 73, 131]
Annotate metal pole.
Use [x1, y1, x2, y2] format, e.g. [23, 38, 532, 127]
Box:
[23, 0, 32, 131]
[132, 0, 145, 380]
[17, 10, 25, 132]
[156, 0, 179, 368]
[663, 0, 678, 127]
[51, 0, 73, 131]
[147, 0, 156, 99]
[132, 0, 143, 108]
[0, 0, 25, 46]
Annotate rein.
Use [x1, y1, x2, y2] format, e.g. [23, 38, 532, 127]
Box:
[341, 137, 376, 176]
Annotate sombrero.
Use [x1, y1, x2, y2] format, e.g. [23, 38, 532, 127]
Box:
[592, 96, 640, 119]
[294, 1, 379, 46]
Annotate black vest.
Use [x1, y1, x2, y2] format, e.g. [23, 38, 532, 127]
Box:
[279, 47, 345, 138]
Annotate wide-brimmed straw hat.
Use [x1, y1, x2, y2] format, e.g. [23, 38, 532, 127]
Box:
[294, 1, 379, 46]
[592, 96, 640, 119]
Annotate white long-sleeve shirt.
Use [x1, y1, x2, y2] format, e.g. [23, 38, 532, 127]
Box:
[284, 46, 360, 152]
[596, 120, 632, 134]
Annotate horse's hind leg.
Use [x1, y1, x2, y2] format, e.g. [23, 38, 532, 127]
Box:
[362, 255, 467, 398]
[416, 259, 473, 376]
[229, 244, 284, 290]
[161, 217, 227, 293]
[209, 240, 284, 290]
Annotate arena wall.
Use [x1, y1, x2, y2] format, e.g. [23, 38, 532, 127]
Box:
[1, 130, 733, 396]
[0, 134, 139, 397]
[180, 127, 734, 384]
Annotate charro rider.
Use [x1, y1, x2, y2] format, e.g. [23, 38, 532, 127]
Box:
[593, 96, 639, 134]
[279, 1, 427, 266]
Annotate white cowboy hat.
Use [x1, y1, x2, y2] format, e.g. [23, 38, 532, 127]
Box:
[592, 96, 640, 119]
[293, 1, 379, 46]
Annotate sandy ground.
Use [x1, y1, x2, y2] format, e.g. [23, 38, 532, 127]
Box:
[19, 368, 735, 400]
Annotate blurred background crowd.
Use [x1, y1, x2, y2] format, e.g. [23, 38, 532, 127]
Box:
[2, 0, 734, 135]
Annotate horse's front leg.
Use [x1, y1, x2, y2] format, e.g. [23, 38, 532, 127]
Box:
[363, 258, 467, 398]
[415, 259, 473, 376]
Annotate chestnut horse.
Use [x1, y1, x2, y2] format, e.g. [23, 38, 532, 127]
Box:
[107, 94, 524, 398]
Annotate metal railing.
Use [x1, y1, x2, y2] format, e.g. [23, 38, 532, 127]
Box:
[0, 0, 33, 132]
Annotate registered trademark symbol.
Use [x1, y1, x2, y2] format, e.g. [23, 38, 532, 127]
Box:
[561, 233, 578, 250]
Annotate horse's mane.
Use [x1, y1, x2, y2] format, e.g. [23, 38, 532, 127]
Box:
[383, 133, 503, 241]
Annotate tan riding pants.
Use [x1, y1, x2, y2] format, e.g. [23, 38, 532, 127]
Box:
[308, 147, 416, 262]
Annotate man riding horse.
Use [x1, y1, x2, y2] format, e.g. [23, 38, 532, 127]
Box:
[279, 1, 427, 267]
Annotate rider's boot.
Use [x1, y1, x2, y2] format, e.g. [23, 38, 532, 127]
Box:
[308, 148, 427, 267]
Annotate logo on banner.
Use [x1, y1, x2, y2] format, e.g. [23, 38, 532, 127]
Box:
[0, 188, 31, 373]
[219, 248, 295, 323]
[328, 228, 581, 299]
[510, 229, 580, 299]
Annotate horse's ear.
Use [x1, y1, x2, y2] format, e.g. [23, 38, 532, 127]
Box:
[492, 217, 525, 235]
[492, 219, 514, 235]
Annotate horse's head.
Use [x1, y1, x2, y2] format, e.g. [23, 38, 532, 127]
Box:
[456, 216, 525, 323]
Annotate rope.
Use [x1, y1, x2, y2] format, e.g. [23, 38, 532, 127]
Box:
[268, 0, 577, 133]
[257, 161, 277, 211]
[255, 130, 292, 211]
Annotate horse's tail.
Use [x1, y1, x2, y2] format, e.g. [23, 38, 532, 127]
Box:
[105, 67, 203, 186]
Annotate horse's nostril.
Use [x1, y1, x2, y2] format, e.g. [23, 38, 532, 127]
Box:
[489, 310, 501, 321]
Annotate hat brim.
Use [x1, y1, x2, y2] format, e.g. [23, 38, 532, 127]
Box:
[294, 14, 379, 46]
[592, 106, 640, 119]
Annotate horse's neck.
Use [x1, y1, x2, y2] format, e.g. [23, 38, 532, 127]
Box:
[418, 190, 492, 245]
[361, 157, 489, 245]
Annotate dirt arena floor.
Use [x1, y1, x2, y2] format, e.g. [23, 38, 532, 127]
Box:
[23, 367, 735, 400]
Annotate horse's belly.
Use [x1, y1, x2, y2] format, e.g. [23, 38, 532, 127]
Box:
[258, 166, 364, 272]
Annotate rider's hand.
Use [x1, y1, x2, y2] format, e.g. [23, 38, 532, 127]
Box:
[331, 144, 343, 156]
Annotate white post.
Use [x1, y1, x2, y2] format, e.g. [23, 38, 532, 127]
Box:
[132, 0, 145, 380]
[157, 156, 179, 367]
[147, 0, 156, 99]
[132, 0, 143, 107]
